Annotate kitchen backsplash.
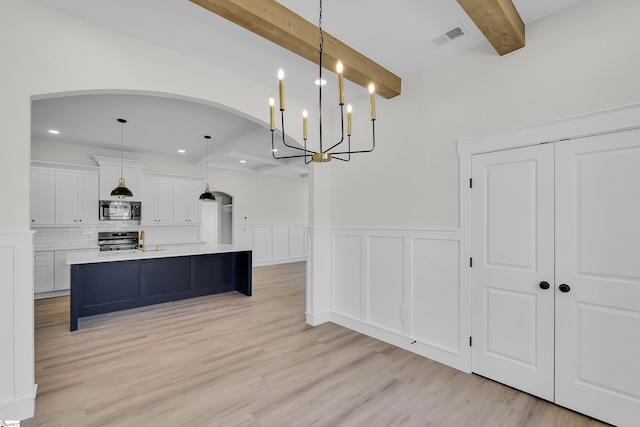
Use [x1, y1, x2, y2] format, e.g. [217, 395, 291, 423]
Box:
[34, 222, 200, 250]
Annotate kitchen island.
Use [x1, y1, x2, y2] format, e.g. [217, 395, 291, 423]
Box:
[67, 245, 252, 331]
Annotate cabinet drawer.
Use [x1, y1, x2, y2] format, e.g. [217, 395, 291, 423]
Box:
[34, 251, 54, 262]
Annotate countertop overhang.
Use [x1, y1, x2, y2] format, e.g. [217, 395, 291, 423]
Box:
[67, 244, 251, 265]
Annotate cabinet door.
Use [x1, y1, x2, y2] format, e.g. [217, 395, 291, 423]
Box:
[141, 178, 156, 224]
[31, 168, 55, 225]
[187, 182, 202, 223]
[77, 173, 99, 224]
[155, 179, 174, 223]
[34, 252, 54, 293]
[54, 258, 70, 291]
[55, 171, 79, 224]
[173, 180, 188, 223]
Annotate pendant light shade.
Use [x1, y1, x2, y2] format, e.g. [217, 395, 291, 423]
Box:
[111, 118, 133, 198]
[199, 135, 216, 201]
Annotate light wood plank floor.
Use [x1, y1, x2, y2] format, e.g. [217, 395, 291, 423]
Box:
[23, 262, 609, 426]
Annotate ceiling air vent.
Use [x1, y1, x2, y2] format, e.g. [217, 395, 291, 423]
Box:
[430, 24, 467, 48]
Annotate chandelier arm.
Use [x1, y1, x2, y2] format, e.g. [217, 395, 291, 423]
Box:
[330, 121, 376, 156]
[329, 134, 351, 162]
[271, 130, 317, 160]
[275, 111, 317, 153]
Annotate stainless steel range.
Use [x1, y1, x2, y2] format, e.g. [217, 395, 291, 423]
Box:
[98, 231, 139, 251]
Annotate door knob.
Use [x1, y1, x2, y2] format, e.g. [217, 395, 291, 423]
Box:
[559, 284, 571, 293]
[539, 281, 550, 290]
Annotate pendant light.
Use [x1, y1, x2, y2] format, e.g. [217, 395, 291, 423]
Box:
[199, 135, 216, 201]
[110, 118, 133, 198]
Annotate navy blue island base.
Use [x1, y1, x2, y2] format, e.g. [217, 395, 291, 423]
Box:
[70, 250, 252, 331]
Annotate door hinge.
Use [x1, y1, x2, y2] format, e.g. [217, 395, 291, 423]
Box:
[469, 336, 472, 347]
[470, 257, 473, 267]
[469, 178, 473, 188]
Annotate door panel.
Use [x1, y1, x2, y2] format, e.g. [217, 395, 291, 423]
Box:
[472, 144, 555, 401]
[555, 131, 640, 427]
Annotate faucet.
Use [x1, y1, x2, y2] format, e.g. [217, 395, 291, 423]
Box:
[139, 230, 146, 252]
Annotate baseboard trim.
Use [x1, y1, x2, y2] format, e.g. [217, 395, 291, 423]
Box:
[306, 310, 331, 326]
[253, 257, 306, 267]
[330, 312, 471, 373]
[0, 385, 37, 421]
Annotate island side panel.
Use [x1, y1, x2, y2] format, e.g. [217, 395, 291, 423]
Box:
[192, 253, 234, 293]
[235, 251, 252, 296]
[70, 264, 80, 331]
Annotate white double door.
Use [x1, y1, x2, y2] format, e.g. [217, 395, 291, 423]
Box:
[471, 130, 640, 427]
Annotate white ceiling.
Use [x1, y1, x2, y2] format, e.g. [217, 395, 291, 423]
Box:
[33, 0, 584, 178]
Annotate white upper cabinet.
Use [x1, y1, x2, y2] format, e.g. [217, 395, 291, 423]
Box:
[30, 168, 56, 225]
[141, 177, 174, 224]
[173, 180, 202, 224]
[55, 171, 99, 225]
[94, 156, 144, 202]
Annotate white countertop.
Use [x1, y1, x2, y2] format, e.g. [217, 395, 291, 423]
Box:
[66, 245, 252, 265]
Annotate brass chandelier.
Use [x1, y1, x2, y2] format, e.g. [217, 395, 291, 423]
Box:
[269, 0, 377, 163]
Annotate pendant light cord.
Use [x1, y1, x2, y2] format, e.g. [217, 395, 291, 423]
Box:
[120, 120, 124, 179]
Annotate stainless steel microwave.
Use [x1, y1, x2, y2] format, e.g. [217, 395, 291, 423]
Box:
[99, 200, 141, 220]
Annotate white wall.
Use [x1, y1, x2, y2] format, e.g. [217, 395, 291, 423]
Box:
[325, 0, 640, 229]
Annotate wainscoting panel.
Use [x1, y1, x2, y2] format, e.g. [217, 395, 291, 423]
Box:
[324, 228, 468, 372]
[234, 224, 307, 266]
[411, 238, 461, 355]
[272, 226, 289, 260]
[0, 231, 36, 420]
[369, 236, 405, 333]
[253, 226, 274, 262]
[332, 235, 363, 320]
[289, 226, 305, 258]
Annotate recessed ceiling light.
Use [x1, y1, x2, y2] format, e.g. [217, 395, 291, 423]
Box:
[48, 129, 60, 134]
[178, 149, 186, 153]
[240, 160, 246, 163]
[314, 79, 327, 86]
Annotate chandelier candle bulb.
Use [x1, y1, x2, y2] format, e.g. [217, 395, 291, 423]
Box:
[269, 97, 275, 130]
[278, 68, 285, 110]
[369, 83, 376, 120]
[302, 110, 308, 140]
[336, 60, 344, 105]
[347, 104, 352, 136]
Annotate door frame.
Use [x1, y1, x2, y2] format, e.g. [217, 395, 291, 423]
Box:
[456, 102, 640, 374]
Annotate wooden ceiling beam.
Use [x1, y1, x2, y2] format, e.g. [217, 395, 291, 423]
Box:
[189, 0, 401, 99]
[456, 0, 525, 55]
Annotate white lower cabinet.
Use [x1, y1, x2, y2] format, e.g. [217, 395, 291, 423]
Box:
[54, 249, 96, 291]
[34, 251, 54, 293]
[35, 249, 96, 295]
